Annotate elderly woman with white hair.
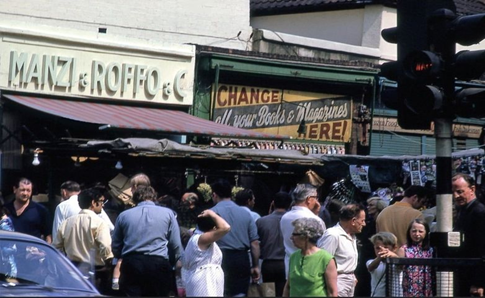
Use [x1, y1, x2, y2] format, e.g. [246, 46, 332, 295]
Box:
[283, 218, 338, 297]
[367, 197, 388, 220]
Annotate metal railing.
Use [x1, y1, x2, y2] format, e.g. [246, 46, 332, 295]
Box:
[385, 257, 483, 297]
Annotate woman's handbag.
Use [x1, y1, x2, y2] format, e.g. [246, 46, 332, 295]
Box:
[248, 282, 276, 297]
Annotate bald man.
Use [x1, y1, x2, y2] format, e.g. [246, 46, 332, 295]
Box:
[178, 192, 201, 229]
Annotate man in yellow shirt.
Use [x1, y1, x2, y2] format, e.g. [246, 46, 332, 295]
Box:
[53, 188, 113, 294]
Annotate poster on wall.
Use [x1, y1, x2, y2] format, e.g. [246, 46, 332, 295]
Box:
[212, 84, 353, 143]
[349, 165, 371, 193]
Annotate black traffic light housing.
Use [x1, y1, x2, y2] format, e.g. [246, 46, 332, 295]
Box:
[401, 50, 445, 118]
[381, 4, 485, 127]
[379, 0, 444, 130]
[451, 13, 485, 119]
[453, 50, 485, 81]
[450, 13, 485, 46]
[454, 88, 485, 118]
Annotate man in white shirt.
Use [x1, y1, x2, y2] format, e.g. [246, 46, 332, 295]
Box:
[321, 203, 366, 297]
[280, 183, 326, 277]
[52, 181, 114, 238]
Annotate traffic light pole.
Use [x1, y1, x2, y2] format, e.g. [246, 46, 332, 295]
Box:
[381, 3, 485, 295]
[434, 117, 454, 297]
[435, 118, 453, 234]
[432, 8, 455, 242]
[430, 9, 456, 297]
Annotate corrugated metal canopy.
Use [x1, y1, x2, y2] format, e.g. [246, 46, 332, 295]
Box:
[3, 95, 289, 140]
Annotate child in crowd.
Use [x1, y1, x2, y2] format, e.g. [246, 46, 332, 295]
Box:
[398, 218, 434, 297]
[367, 232, 400, 297]
[0, 200, 17, 281]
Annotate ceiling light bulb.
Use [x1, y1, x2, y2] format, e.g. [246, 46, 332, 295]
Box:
[32, 153, 40, 166]
[115, 160, 123, 170]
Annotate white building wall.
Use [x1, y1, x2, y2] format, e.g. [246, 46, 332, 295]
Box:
[379, 7, 397, 61]
[251, 7, 395, 60]
[3, 1, 483, 66]
[361, 6, 387, 50]
[252, 9, 365, 46]
[252, 4, 485, 63]
[0, 0, 253, 50]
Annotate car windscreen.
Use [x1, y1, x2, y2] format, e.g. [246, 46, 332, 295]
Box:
[0, 237, 95, 292]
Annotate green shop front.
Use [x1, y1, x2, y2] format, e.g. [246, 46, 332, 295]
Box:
[192, 46, 379, 156]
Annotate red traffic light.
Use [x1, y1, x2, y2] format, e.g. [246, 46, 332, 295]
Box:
[403, 51, 442, 82]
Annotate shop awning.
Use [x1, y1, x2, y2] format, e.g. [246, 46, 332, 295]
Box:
[3, 95, 289, 140]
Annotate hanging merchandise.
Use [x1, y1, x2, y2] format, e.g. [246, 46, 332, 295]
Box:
[475, 157, 485, 185]
[402, 161, 411, 186]
[231, 186, 245, 200]
[231, 174, 244, 200]
[197, 182, 212, 203]
[420, 161, 428, 186]
[424, 159, 436, 184]
[324, 176, 357, 206]
[372, 187, 393, 204]
[349, 165, 371, 193]
[468, 157, 478, 181]
[300, 169, 325, 187]
[409, 160, 422, 186]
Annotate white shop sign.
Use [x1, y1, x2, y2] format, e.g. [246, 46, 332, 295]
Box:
[0, 32, 195, 105]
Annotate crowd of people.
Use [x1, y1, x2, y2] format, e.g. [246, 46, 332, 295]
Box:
[0, 172, 484, 297]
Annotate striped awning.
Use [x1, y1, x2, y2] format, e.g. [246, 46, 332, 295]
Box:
[3, 95, 289, 140]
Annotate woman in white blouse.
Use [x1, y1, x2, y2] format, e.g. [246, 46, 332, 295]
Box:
[181, 209, 230, 296]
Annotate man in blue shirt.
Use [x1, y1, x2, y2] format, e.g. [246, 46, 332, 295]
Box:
[211, 179, 260, 297]
[112, 184, 183, 296]
[5, 177, 51, 243]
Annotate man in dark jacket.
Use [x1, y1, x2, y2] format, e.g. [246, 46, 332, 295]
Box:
[452, 173, 485, 296]
[256, 191, 291, 297]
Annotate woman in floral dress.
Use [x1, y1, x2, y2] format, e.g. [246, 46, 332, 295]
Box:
[398, 218, 433, 297]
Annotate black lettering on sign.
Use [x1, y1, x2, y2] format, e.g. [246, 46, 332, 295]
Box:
[213, 97, 351, 129]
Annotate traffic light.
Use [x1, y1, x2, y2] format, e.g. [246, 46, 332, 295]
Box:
[400, 50, 445, 118]
[454, 88, 485, 118]
[379, 0, 442, 130]
[381, 4, 485, 128]
[450, 13, 485, 118]
[379, 55, 442, 130]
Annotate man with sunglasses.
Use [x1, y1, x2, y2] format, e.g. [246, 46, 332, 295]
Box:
[52, 181, 114, 239]
[53, 188, 113, 294]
